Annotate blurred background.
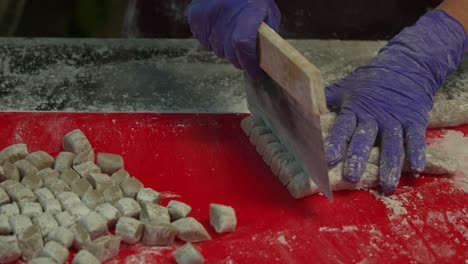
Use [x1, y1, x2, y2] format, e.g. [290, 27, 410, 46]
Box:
[1, 0, 443, 39]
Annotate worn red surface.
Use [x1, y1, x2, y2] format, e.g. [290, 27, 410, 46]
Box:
[3, 112, 467, 264]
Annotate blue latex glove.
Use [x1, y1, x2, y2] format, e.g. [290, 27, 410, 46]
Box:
[325, 10, 467, 193]
[188, 0, 281, 79]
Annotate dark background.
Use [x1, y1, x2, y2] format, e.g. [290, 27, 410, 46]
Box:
[2, 0, 443, 39]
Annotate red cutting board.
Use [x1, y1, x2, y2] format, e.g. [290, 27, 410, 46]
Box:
[3, 112, 467, 264]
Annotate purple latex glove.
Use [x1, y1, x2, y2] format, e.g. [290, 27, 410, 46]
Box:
[188, 0, 281, 79]
[325, 10, 467, 193]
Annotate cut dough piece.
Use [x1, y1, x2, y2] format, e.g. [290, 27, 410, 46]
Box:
[240, 115, 264, 136]
[84, 235, 121, 262]
[115, 216, 144, 244]
[55, 211, 75, 228]
[210, 204, 237, 234]
[79, 212, 109, 240]
[57, 191, 81, 210]
[69, 223, 91, 250]
[14, 159, 38, 179]
[102, 185, 123, 204]
[270, 152, 292, 176]
[0, 214, 11, 235]
[20, 202, 43, 217]
[262, 142, 285, 166]
[0, 235, 21, 264]
[86, 173, 113, 190]
[97, 153, 124, 175]
[249, 127, 271, 145]
[140, 203, 170, 223]
[44, 178, 71, 195]
[9, 215, 33, 234]
[17, 224, 43, 261]
[141, 221, 178, 246]
[120, 177, 144, 199]
[40, 241, 69, 264]
[111, 169, 130, 185]
[36, 168, 60, 180]
[48, 226, 74, 248]
[32, 213, 59, 238]
[0, 202, 20, 216]
[172, 217, 211, 243]
[255, 134, 278, 155]
[115, 197, 141, 218]
[54, 152, 76, 174]
[73, 148, 95, 166]
[173, 242, 205, 264]
[67, 203, 92, 222]
[25, 151, 55, 171]
[0, 186, 10, 206]
[71, 178, 92, 198]
[34, 188, 55, 204]
[82, 189, 105, 209]
[95, 203, 121, 228]
[9, 186, 37, 204]
[59, 170, 80, 186]
[21, 174, 43, 190]
[278, 159, 301, 186]
[167, 200, 192, 221]
[3, 162, 20, 181]
[72, 250, 101, 264]
[136, 187, 161, 206]
[73, 161, 101, 178]
[63, 129, 92, 154]
[0, 144, 28, 165]
[28, 257, 57, 264]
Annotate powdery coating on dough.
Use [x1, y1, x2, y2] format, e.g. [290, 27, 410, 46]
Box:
[34, 188, 55, 204]
[167, 200, 192, 221]
[57, 191, 81, 210]
[173, 242, 205, 264]
[172, 217, 211, 243]
[73, 161, 102, 178]
[140, 203, 170, 223]
[136, 187, 161, 206]
[3, 162, 20, 181]
[73, 149, 95, 166]
[0, 215, 11, 235]
[103, 185, 124, 204]
[0, 144, 28, 165]
[209, 204, 237, 234]
[141, 221, 178, 246]
[86, 173, 113, 190]
[68, 203, 92, 222]
[48, 227, 74, 248]
[21, 174, 43, 190]
[428, 99, 468, 128]
[69, 223, 91, 251]
[32, 213, 59, 238]
[36, 168, 60, 179]
[54, 152, 76, 173]
[115, 197, 142, 218]
[97, 153, 124, 175]
[115, 216, 144, 244]
[72, 250, 101, 264]
[79, 212, 109, 240]
[9, 186, 37, 204]
[55, 211, 75, 228]
[71, 178, 92, 198]
[0, 202, 20, 216]
[0, 236, 21, 264]
[82, 189, 105, 209]
[29, 257, 58, 264]
[25, 151, 55, 171]
[84, 235, 121, 262]
[20, 202, 43, 218]
[63, 129, 92, 154]
[14, 159, 38, 179]
[59, 169, 81, 185]
[111, 169, 131, 185]
[17, 224, 43, 261]
[9, 215, 33, 234]
[120, 177, 144, 199]
[40, 241, 70, 264]
[44, 178, 71, 195]
[0, 187, 10, 206]
[95, 203, 121, 228]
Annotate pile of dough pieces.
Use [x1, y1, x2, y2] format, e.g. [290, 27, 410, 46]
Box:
[0, 129, 237, 264]
[241, 99, 468, 199]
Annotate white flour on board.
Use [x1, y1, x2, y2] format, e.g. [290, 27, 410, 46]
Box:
[369, 190, 408, 220]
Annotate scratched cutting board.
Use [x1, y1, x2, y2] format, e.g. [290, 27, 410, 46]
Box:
[4, 112, 467, 264]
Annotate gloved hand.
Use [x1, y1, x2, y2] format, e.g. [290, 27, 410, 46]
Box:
[188, 0, 281, 79]
[324, 10, 467, 193]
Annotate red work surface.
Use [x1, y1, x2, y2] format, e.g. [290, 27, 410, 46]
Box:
[3, 112, 467, 264]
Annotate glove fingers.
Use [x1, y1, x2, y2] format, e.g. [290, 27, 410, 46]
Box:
[343, 116, 378, 182]
[325, 83, 346, 108]
[325, 110, 357, 166]
[404, 126, 427, 176]
[379, 120, 404, 193]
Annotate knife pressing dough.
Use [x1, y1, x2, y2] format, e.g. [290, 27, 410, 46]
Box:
[0, 144, 28, 165]
[54, 152, 76, 174]
[97, 153, 124, 175]
[115, 216, 144, 244]
[209, 204, 237, 234]
[173, 242, 205, 264]
[63, 129, 92, 154]
[25, 151, 55, 171]
[172, 217, 211, 243]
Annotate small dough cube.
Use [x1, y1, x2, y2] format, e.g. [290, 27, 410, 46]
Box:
[111, 169, 130, 185]
[137, 187, 161, 206]
[278, 160, 301, 186]
[84, 235, 121, 262]
[86, 173, 113, 190]
[40, 241, 69, 264]
[102, 185, 123, 204]
[59, 169, 80, 185]
[173, 242, 205, 264]
[28, 257, 57, 264]
[14, 159, 38, 179]
[32, 213, 59, 237]
[140, 203, 170, 223]
[25, 151, 55, 171]
[48, 226, 74, 248]
[54, 151, 76, 174]
[120, 177, 144, 199]
[262, 142, 285, 166]
[17, 224, 43, 261]
[72, 250, 100, 264]
[36, 168, 60, 180]
[79, 212, 108, 239]
[0, 214, 12, 235]
[44, 178, 71, 195]
[82, 189, 105, 209]
[21, 174, 43, 190]
[0, 144, 28, 164]
[95, 203, 121, 228]
[71, 178, 92, 198]
[97, 153, 123, 175]
[40, 199, 62, 215]
[69, 223, 91, 250]
[73, 161, 101, 178]
[249, 127, 271, 145]
[0, 186, 10, 206]
[73, 148, 94, 166]
[34, 188, 55, 204]
[0, 202, 20, 216]
[0, 179, 20, 192]
[270, 152, 292, 176]
[286, 171, 316, 199]
[63, 129, 92, 154]
[172, 217, 211, 242]
[115, 216, 144, 244]
[115, 197, 141, 218]
[10, 186, 37, 203]
[0, 235, 21, 263]
[55, 211, 76, 228]
[68, 203, 92, 221]
[9, 214, 33, 234]
[142, 221, 178, 246]
[20, 202, 43, 218]
[57, 191, 81, 210]
[255, 134, 278, 155]
[168, 200, 192, 221]
[210, 204, 237, 233]
[3, 162, 20, 181]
